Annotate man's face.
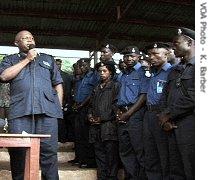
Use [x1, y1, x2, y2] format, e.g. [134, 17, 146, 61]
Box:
[119, 61, 127, 71]
[15, 31, 35, 52]
[98, 66, 111, 81]
[74, 63, 83, 75]
[55, 61, 62, 70]
[147, 48, 168, 67]
[79, 61, 90, 74]
[100, 48, 113, 62]
[124, 54, 139, 68]
[173, 36, 191, 58]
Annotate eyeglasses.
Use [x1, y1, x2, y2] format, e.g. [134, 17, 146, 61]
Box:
[20, 36, 34, 41]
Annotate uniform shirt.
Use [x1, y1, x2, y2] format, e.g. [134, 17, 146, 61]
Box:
[117, 62, 149, 106]
[147, 63, 172, 105]
[0, 53, 63, 120]
[161, 57, 195, 120]
[74, 70, 98, 103]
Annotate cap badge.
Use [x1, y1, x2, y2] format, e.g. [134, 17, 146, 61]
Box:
[178, 28, 182, 35]
[132, 48, 135, 53]
[106, 44, 109, 48]
[153, 43, 157, 48]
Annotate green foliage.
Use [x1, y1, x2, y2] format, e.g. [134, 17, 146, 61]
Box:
[55, 57, 78, 74]
[0, 54, 5, 62]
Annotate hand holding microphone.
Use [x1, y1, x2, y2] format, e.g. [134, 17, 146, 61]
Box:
[26, 44, 37, 62]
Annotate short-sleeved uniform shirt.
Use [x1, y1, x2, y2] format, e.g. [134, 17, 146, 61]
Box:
[147, 63, 172, 105]
[0, 53, 63, 120]
[117, 62, 149, 106]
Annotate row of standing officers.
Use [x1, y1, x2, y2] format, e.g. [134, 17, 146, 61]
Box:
[58, 27, 194, 180]
[0, 27, 194, 180]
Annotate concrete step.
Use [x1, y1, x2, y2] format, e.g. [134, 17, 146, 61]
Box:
[0, 142, 125, 180]
[0, 148, 75, 163]
[0, 161, 125, 180]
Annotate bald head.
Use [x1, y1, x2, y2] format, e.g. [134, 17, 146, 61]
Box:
[15, 30, 33, 42]
[14, 30, 35, 52]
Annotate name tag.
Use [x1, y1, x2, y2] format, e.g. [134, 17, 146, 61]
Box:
[43, 61, 51, 67]
[156, 80, 166, 93]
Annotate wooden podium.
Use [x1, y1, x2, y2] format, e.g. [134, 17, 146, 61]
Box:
[0, 133, 51, 180]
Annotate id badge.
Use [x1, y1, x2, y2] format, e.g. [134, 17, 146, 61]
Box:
[157, 80, 166, 93]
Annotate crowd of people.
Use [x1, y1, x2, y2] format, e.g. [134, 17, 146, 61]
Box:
[0, 27, 194, 180]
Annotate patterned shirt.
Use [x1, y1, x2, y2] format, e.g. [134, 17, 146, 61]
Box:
[0, 83, 10, 107]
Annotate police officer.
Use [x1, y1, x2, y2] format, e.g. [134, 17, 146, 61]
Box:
[159, 28, 195, 180]
[117, 46, 149, 179]
[88, 61, 120, 180]
[99, 44, 117, 63]
[143, 43, 172, 180]
[55, 59, 74, 142]
[0, 30, 63, 180]
[73, 58, 98, 168]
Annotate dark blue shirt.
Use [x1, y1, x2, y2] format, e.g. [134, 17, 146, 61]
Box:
[74, 70, 98, 103]
[147, 63, 172, 105]
[117, 62, 149, 106]
[0, 53, 63, 120]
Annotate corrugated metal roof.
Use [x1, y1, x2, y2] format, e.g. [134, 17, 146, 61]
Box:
[0, 0, 194, 51]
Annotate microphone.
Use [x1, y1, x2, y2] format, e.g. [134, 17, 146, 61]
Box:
[28, 44, 36, 61]
[28, 44, 36, 50]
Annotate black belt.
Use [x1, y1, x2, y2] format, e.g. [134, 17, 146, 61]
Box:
[147, 104, 160, 111]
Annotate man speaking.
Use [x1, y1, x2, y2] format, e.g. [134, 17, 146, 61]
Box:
[0, 30, 63, 180]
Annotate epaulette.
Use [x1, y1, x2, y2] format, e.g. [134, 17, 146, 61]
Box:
[4, 53, 19, 58]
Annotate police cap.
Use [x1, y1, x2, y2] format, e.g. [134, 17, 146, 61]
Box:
[101, 44, 117, 53]
[77, 58, 91, 64]
[120, 46, 140, 55]
[177, 27, 195, 40]
[144, 42, 169, 53]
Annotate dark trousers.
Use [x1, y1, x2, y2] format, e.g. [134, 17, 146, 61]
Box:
[143, 111, 170, 180]
[94, 140, 119, 180]
[169, 114, 195, 180]
[8, 115, 59, 180]
[58, 112, 75, 142]
[74, 107, 95, 165]
[117, 110, 146, 180]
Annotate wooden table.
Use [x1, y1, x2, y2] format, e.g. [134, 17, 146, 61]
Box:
[0, 133, 51, 180]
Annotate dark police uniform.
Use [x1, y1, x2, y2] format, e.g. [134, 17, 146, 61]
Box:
[58, 70, 74, 142]
[160, 58, 195, 180]
[0, 52, 63, 180]
[74, 69, 99, 167]
[89, 79, 120, 180]
[143, 63, 172, 180]
[117, 62, 149, 179]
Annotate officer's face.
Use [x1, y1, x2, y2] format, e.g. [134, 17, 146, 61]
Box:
[147, 48, 168, 67]
[56, 62, 62, 70]
[79, 62, 90, 74]
[74, 64, 83, 75]
[98, 66, 111, 82]
[124, 54, 139, 68]
[14, 31, 35, 52]
[119, 61, 127, 71]
[173, 36, 191, 58]
[100, 48, 113, 62]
